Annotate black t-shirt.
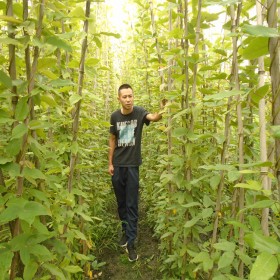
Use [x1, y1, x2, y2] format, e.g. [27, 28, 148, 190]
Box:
[110, 106, 150, 166]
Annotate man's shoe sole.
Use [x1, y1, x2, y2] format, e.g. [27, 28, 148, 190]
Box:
[128, 255, 139, 262]
[120, 242, 128, 248]
[125, 248, 139, 262]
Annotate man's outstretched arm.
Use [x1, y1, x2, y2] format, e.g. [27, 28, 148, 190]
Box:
[146, 99, 167, 122]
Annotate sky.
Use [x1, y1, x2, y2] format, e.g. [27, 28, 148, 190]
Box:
[105, 0, 135, 36]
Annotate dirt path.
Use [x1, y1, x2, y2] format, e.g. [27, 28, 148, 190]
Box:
[96, 196, 162, 280]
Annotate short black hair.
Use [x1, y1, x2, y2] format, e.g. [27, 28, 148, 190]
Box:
[118, 84, 133, 94]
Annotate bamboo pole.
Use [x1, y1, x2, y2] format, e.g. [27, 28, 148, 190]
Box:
[10, 1, 45, 277]
[211, 3, 243, 279]
[256, 0, 270, 236]
[149, 0, 164, 86]
[6, 0, 18, 117]
[267, 0, 280, 203]
[190, 0, 202, 132]
[180, 3, 190, 279]
[67, 0, 91, 192]
[228, 2, 245, 277]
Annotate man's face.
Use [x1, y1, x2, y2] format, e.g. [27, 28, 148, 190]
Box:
[118, 88, 134, 111]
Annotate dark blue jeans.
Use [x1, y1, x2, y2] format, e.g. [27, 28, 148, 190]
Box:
[112, 166, 139, 245]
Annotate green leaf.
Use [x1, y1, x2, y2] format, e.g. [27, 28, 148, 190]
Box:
[242, 24, 279, 37]
[5, 138, 22, 156]
[72, 229, 87, 240]
[70, 141, 79, 154]
[30, 244, 52, 259]
[241, 200, 274, 212]
[168, 27, 184, 39]
[68, 7, 85, 18]
[201, 208, 213, 219]
[93, 36, 102, 48]
[251, 84, 270, 104]
[11, 123, 28, 140]
[46, 239, 68, 256]
[28, 120, 49, 130]
[241, 37, 269, 60]
[235, 249, 252, 266]
[226, 220, 249, 231]
[213, 241, 236, 252]
[239, 161, 272, 168]
[20, 248, 30, 266]
[0, 37, 21, 46]
[76, 211, 93, 222]
[63, 265, 83, 273]
[41, 94, 57, 107]
[0, 202, 20, 224]
[1, 162, 20, 177]
[248, 215, 261, 232]
[227, 276, 243, 280]
[0, 198, 50, 225]
[204, 90, 243, 101]
[45, 36, 72, 52]
[0, 69, 12, 88]
[182, 202, 201, 208]
[50, 79, 74, 87]
[69, 94, 82, 106]
[210, 175, 220, 188]
[218, 251, 235, 270]
[172, 127, 188, 137]
[228, 170, 240, 182]
[203, 257, 213, 272]
[250, 252, 278, 280]
[184, 216, 200, 228]
[214, 48, 227, 56]
[43, 263, 66, 280]
[100, 32, 121, 38]
[38, 57, 58, 69]
[270, 126, 280, 139]
[234, 181, 261, 191]
[74, 252, 92, 261]
[191, 251, 209, 263]
[0, 250, 13, 278]
[0, 15, 22, 24]
[9, 233, 30, 251]
[23, 261, 38, 280]
[23, 167, 46, 180]
[0, 158, 13, 165]
[19, 201, 50, 225]
[245, 233, 280, 254]
[15, 96, 29, 121]
[160, 231, 173, 239]
[199, 164, 234, 171]
[191, 251, 213, 272]
[86, 58, 100, 66]
[0, 109, 13, 124]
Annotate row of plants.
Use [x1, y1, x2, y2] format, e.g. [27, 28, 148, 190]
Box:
[0, 0, 120, 279]
[123, 0, 280, 279]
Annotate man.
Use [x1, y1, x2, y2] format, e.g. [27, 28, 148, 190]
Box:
[108, 84, 164, 262]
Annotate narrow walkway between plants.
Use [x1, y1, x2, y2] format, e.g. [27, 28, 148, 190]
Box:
[96, 194, 162, 280]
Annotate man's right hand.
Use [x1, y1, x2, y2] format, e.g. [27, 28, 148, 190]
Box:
[108, 164, 114, 176]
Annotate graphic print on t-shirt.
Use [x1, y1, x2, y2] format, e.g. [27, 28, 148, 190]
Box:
[117, 119, 137, 147]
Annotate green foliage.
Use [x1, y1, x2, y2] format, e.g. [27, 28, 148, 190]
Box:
[1, 0, 279, 279]
[131, 1, 279, 279]
[0, 0, 116, 278]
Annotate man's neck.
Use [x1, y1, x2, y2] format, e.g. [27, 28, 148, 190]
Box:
[121, 106, 133, 115]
